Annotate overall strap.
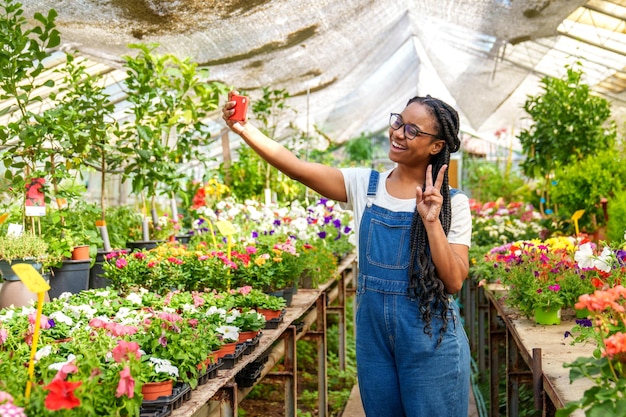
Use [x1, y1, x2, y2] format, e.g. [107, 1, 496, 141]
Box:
[367, 170, 379, 197]
[366, 170, 379, 207]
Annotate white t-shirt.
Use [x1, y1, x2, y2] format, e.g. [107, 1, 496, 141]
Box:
[340, 168, 472, 254]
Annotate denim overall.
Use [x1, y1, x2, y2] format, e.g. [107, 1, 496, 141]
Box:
[355, 170, 470, 417]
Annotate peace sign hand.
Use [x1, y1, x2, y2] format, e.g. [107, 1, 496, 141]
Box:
[416, 164, 447, 223]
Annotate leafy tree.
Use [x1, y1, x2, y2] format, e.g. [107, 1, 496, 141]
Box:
[0, 0, 60, 210]
[118, 43, 227, 225]
[517, 65, 615, 181]
[551, 148, 626, 232]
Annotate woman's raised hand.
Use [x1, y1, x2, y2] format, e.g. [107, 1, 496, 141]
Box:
[416, 164, 447, 223]
[222, 90, 247, 134]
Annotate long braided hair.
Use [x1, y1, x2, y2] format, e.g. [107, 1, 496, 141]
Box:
[405, 95, 461, 345]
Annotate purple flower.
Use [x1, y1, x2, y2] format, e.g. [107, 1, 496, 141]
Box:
[318, 231, 327, 239]
[575, 318, 592, 327]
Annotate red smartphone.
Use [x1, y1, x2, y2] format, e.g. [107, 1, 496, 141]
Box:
[229, 94, 249, 121]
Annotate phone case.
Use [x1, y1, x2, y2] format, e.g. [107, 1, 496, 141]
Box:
[229, 94, 249, 121]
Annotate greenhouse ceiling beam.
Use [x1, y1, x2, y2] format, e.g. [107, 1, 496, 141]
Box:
[557, 30, 626, 58]
[583, 3, 626, 23]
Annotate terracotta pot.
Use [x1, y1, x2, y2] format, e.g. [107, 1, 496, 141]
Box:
[141, 380, 173, 401]
[238, 330, 259, 343]
[215, 341, 237, 359]
[206, 352, 218, 364]
[71, 245, 91, 260]
[258, 308, 282, 321]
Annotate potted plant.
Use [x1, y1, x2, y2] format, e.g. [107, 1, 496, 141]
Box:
[138, 356, 179, 401]
[489, 237, 597, 323]
[232, 309, 265, 343]
[0, 232, 51, 308]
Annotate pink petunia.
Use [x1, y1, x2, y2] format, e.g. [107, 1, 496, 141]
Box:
[238, 286, 252, 295]
[52, 362, 78, 383]
[112, 340, 141, 363]
[115, 258, 128, 269]
[115, 367, 135, 398]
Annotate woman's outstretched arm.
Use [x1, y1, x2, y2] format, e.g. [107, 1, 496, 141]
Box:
[222, 92, 347, 203]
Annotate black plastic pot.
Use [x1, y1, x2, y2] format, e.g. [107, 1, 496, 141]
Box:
[49, 259, 91, 299]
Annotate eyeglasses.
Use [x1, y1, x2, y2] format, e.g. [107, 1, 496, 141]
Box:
[389, 113, 439, 140]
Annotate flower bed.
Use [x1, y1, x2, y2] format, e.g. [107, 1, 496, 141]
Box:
[0, 287, 285, 416]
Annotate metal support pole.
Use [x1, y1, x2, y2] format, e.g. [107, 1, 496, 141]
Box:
[507, 330, 526, 417]
[317, 292, 328, 417]
[214, 383, 237, 417]
[532, 348, 543, 412]
[489, 300, 504, 417]
[327, 270, 347, 371]
[283, 325, 297, 417]
[477, 286, 488, 377]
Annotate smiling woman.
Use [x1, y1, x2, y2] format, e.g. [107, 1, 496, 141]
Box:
[221, 92, 471, 417]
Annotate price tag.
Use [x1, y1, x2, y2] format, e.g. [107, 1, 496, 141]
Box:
[12, 263, 50, 293]
[215, 220, 236, 236]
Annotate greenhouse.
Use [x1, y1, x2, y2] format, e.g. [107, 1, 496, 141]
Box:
[1, 0, 626, 416]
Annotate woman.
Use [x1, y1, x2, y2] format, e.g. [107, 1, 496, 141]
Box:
[222, 93, 471, 417]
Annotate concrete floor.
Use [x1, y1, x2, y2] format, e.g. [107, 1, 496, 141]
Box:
[341, 384, 480, 417]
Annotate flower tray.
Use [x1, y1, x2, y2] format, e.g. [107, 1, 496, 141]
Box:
[235, 361, 265, 388]
[219, 343, 247, 369]
[264, 309, 286, 329]
[141, 382, 191, 413]
[140, 406, 172, 417]
[240, 332, 262, 355]
[197, 361, 223, 386]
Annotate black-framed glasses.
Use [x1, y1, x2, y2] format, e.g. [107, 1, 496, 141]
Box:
[389, 113, 439, 140]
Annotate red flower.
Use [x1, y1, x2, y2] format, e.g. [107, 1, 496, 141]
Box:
[44, 379, 82, 410]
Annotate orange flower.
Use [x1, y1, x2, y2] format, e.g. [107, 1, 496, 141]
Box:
[603, 332, 626, 358]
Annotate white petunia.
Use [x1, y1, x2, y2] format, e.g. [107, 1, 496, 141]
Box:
[216, 325, 239, 342]
[35, 345, 53, 362]
[48, 354, 77, 371]
[126, 292, 143, 305]
[225, 309, 240, 324]
[574, 242, 595, 269]
[593, 246, 613, 273]
[149, 357, 179, 378]
[49, 311, 73, 326]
